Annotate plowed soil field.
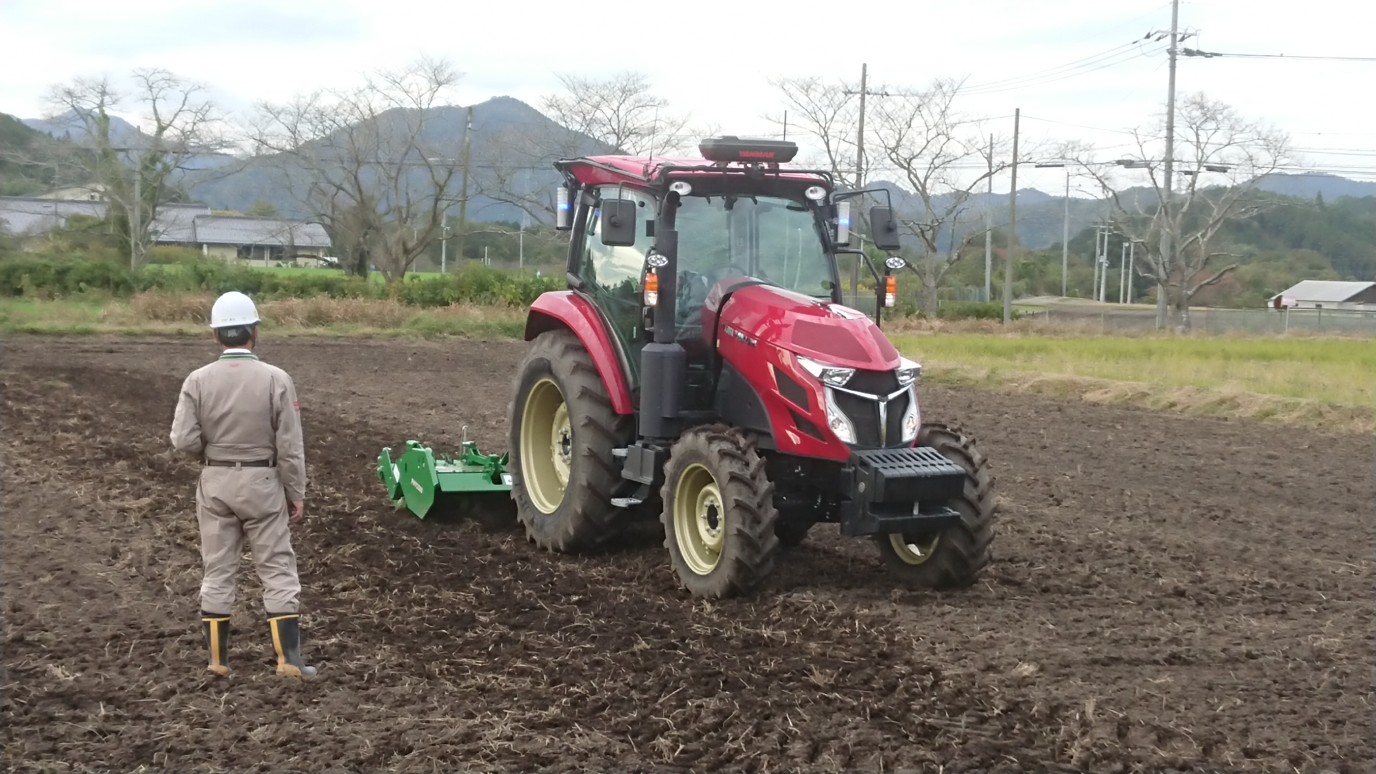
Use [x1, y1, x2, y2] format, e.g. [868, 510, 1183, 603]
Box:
[2, 334, 1371, 773]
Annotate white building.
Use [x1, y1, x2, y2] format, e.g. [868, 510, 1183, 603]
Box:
[1269, 280, 1376, 312]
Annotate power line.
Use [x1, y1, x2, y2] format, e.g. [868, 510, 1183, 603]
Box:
[1182, 48, 1376, 62]
[960, 43, 1167, 95]
[1021, 114, 1142, 136]
[960, 40, 1145, 91]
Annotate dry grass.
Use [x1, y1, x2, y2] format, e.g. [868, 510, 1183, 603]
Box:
[928, 363, 1376, 435]
[3, 293, 526, 338]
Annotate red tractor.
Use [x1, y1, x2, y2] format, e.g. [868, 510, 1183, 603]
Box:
[509, 136, 995, 598]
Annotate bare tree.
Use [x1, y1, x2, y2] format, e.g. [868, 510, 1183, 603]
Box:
[765, 75, 866, 184]
[541, 71, 694, 156]
[472, 122, 575, 229]
[474, 71, 712, 252]
[1071, 93, 1289, 330]
[869, 78, 1012, 314]
[248, 57, 463, 281]
[40, 68, 228, 266]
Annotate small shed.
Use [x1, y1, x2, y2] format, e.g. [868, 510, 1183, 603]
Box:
[1269, 280, 1376, 311]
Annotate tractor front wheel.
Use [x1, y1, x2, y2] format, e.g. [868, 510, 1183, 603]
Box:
[876, 422, 996, 590]
[509, 329, 632, 552]
[660, 425, 780, 598]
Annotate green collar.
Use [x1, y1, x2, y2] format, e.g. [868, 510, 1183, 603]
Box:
[219, 351, 259, 361]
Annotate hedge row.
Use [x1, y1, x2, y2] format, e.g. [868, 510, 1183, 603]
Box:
[0, 257, 565, 308]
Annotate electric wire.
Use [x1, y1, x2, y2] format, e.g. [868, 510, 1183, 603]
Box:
[960, 44, 1168, 95]
[1182, 49, 1376, 62]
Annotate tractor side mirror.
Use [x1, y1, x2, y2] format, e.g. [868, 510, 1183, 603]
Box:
[869, 206, 901, 252]
[600, 199, 637, 247]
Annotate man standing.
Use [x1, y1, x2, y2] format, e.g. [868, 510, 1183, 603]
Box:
[169, 291, 316, 678]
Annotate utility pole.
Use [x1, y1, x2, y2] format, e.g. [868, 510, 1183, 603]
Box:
[1092, 225, 1109, 299]
[984, 134, 993, 303]
[1003, 108, 1020, 324]
[851, 64, 867, 301]
[1127, 241, 1136, 302]
[130, 168, 140, 269]
[1120, 241, 1129, 303]
[1158, 0, 1181, 328]
[1099, 232, 1111, 303]
[1061, 171, 1069, 297]
[440, 217, 449, 273]
[455, 107, 474, 264]
[854, 63, 867, 190]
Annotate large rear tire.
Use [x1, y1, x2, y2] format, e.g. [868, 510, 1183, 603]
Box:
[876, 422, 996, 589]
[508, 329, 632, 552]
[660, 425, 780, 598]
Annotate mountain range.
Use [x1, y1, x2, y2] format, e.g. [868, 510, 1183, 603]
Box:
[9, 98, 1376, 252]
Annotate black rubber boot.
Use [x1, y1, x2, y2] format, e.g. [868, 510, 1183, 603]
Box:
[201, 612, 231, 677]
[267, 614, 318, 678]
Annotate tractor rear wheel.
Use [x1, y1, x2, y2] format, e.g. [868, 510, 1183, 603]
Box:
[509, 329, 632, 552]
[660, 425, 780, 598]
[876, 422, 996, 590]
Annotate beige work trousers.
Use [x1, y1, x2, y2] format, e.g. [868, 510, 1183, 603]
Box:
[196, 465, 301, 615]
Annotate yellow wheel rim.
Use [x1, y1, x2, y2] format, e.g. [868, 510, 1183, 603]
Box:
[889, 533, 941, 566]
[674, 463, 725, 576]
[520, 378, 572, 514]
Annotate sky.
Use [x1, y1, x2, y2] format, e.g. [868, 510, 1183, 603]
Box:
[2, 0, 1373, 196]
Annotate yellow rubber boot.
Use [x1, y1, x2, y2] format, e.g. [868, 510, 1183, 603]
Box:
[268, 614, 318, 678]
[201, 613, 231, 677]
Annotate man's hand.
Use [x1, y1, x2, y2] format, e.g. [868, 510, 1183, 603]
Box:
[289, 500, 305, 524]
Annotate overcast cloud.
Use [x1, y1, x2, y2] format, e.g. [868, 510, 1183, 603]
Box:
[1, 0, 1371, 194]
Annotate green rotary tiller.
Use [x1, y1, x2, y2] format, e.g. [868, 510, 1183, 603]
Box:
[378, 433, 514, 525]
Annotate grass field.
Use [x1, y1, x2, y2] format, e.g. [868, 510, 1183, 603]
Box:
[4, 294, 1371, 434]
[0, 295, 526, 338]
[892, 332, 1375, 433]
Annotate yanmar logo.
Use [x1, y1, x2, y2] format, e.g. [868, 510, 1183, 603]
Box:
[722, 325, 758, 347]
[738, 150, 776, 159]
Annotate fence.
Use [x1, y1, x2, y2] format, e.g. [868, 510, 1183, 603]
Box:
[1030, 306, 1376, 337]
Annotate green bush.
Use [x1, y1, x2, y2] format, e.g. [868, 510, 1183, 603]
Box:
[0, 256, 137, 297]
[0, 255, 565, 308]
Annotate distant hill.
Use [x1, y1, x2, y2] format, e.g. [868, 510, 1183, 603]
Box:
[9, 99, 1376, 253]
[180, 96, 615, 223]
[23, 110, 144, 146]
[863, 179, 1112, 253]
[0, 112, 66, 196]
[1255, 172, 1376, 201]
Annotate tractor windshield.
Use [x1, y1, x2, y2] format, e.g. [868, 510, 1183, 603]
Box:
[675, 194, 833, 299]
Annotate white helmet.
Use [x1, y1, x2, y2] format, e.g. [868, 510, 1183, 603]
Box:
[209, 291, 260, 329]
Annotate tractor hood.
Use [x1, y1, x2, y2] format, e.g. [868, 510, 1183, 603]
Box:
[706, 282, 901, 371]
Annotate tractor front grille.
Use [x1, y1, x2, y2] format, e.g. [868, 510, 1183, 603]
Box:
[830, 369, 911, 448]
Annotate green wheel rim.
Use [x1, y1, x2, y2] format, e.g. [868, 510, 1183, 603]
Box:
[888, 533, 941, 566]
[521, 378, 572, 514]
[674, 463, 725, 576]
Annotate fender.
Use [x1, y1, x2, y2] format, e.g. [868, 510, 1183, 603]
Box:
[524, 291, 635, 415]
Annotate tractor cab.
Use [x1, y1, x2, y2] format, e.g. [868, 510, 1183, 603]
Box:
[548, 137, 906, 419]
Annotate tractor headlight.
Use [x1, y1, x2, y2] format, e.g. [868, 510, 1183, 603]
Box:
[901, 386, 920, 443]
[797, 355, 854, 388]
[896, 357, 922, 387]
[824, 394, 857, 444]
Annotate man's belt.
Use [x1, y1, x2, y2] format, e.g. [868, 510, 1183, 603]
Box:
[205, 459, 274, 468]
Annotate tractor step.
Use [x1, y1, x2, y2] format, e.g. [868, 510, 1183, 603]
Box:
[379, 439, 512, 520]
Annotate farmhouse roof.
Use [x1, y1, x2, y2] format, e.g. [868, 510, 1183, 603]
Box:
[1272, 280, 1376, 303]
[0, 196, 210, 240]
[190, 215, 331, 248]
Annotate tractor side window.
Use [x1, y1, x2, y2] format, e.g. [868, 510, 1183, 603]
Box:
[581, 187, 655, 294]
